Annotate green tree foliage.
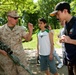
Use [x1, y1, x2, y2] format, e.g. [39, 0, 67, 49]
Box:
[0, 0, 74, 31]
[0, 0, 39, 31]
[70, 0, 76, 16]
[21, 0, 39, 33]
[38, 0, 73, 29]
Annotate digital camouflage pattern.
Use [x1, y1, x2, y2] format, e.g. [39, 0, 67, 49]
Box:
[0, 24, 30, 75]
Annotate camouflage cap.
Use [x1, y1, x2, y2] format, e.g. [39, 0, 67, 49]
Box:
[7, 10, 20, 18]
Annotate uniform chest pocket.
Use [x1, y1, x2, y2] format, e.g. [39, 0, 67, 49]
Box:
[12, 32, 22, 42]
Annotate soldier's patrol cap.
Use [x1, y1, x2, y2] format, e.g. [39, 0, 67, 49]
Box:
[7, 10, 20, 18]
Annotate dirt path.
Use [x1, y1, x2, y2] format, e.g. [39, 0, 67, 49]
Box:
[25, 49, 68, 75]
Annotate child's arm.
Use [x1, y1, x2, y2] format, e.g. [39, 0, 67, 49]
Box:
[37, 36, 39, 56]
[49, 31, 54, 60]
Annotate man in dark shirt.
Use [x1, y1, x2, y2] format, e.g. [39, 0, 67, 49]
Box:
[50, 1, 76, 75]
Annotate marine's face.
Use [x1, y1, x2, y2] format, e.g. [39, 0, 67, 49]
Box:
[8, 16, 19, 26]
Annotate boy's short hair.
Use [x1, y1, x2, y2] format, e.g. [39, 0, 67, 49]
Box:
[50, 1, 70, 16]
[38, 18, 47, 24]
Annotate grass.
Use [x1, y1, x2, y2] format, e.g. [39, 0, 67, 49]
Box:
[23, 34, 37, 49]
[22, 29, 62, 50]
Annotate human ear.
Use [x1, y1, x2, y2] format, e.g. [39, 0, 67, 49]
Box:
[63, 9, 68, 13]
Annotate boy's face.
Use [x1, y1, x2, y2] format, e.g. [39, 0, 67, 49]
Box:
[56, 10, 66, 22]
[38, 21, 46, 29]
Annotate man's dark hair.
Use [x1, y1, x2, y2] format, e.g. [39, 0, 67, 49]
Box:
[55, 1, 70, 13]
[50, 1, 71, 16]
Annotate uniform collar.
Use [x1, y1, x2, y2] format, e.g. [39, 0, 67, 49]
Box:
[5, 24, 18, 31]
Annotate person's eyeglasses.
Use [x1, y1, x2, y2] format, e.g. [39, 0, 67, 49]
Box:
[13, 17, 19, 20]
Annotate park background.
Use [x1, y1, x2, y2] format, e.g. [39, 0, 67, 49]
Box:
[1, 1, 75, 74]
[0, 0, 76, 49]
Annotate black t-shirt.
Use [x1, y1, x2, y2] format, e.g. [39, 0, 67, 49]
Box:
[64, 16, 76, 64]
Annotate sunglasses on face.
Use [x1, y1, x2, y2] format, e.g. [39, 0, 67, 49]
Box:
[13, 17, 19, 20]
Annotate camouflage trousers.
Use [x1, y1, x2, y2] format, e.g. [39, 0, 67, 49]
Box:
[0, 54, 30, 75]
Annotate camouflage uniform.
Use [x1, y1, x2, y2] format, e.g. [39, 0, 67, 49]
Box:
[0, 24, 30, 75]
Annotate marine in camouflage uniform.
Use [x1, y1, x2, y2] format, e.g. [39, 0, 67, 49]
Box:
[0, 10, 33, 75]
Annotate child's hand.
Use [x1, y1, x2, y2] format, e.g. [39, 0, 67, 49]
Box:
[49, 54, 53, 60]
